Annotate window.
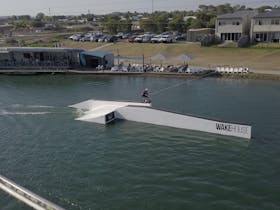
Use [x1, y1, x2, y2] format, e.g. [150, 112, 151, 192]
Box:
[271, 19, 279, 25]
[23, 53, 31, 59]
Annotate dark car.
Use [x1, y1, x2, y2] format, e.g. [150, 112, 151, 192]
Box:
[105, 35, 118, 42]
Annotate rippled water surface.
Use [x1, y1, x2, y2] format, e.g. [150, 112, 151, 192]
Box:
[0, 75, 279, 210]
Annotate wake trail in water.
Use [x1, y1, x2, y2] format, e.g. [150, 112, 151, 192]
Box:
[11, 104, 55, 108]
[0, 104, 75, 116]
[0, 111, 51, 115]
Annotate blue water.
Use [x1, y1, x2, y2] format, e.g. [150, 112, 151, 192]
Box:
[0, 75, 279, 210]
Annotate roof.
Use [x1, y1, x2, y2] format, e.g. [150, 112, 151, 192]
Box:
[80, 50, 113, 58]
[0, 47, 84, 53]
[253, 10, 280, 18]
[217, 10, 257, 19]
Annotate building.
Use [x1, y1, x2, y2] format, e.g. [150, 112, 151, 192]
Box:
[80, 51, 114, 69]
[251, 10, 280, 43]
[0, 47, 83, 69]
[0, 47, 114, 70]
[187, 28, 214, 42]
[215, 11, 257, 41]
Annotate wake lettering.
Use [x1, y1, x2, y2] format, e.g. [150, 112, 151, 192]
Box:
[216, 123, 248, 134]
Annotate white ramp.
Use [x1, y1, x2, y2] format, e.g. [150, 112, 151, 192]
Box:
[70, 100, 151, 124]
[116, 106, 251, 139]
[70, 100, 251, 139]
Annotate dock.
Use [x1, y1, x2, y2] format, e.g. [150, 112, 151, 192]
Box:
[0, 175, 65, 210]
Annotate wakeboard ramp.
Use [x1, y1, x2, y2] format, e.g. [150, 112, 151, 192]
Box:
[70, 100, 251, 139]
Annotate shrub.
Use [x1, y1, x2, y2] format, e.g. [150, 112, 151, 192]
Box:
[201, 34, 221, 46]
[238, 35, 250, 48]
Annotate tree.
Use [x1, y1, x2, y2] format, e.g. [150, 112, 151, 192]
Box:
[189, 19, 203, 29]
[140, 18, 157, 32]
[168, 15, 185, 32]
[105, 17, 120, 34]
[31, 20, 45, 27]
[206, 17, 216, 28]
[155, 13, 169, 33]
[118, 19, 132, 33]
[35, 12, 45, 21]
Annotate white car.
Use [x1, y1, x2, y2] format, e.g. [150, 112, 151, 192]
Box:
[135, 35, 144, 43]
[69, 34, 82, 41]
[159, 35, 173, 43]
[151, 35, 162, 43]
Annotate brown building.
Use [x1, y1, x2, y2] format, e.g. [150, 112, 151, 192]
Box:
[187, 28, 215, 42]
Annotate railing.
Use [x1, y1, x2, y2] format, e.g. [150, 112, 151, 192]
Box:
[0, 175, 65, 210]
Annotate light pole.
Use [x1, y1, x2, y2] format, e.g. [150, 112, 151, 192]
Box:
[152, 0, 154, 14]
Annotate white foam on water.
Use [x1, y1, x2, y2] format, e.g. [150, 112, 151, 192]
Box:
[26, 105, 54, 108]
[0, 111, 51, 115]
[11, 104, 54, 108]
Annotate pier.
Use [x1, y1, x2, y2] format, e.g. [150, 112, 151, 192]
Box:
[0, 175, 65, 210]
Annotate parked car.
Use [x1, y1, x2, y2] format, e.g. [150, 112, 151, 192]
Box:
[159, 35, 173, 43]
[69, 34, 83, 41]
[151, 35, 162, 43]
[142, 35, 153, 43]
[122, 33, 131, 39]
[90, 34, 103, 42]
[105, 35, 118, 42]
[80, 36, 92, 42]
[127, 36, 136, 43]
[116, 32, 124, 39]
[175, 34, 186, 41]
[68, 34, 77, 40]
[98, 35, 107, 42]
[135, 35, 144, 43]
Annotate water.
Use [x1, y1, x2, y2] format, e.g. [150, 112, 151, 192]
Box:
[0, 75, 279, 210]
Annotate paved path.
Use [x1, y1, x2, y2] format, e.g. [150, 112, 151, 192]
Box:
[250, 69, 280, 75]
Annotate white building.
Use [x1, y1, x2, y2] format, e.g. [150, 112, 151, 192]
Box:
[251, 10, 280, 42]
[215, 11, 257, 41]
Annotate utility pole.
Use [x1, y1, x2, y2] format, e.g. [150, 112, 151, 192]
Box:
[142, 54, 145, 69]
[117, 49, 120, 65]
[152, 0, 154, 14]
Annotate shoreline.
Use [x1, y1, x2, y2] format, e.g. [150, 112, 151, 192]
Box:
[0, 69, 280, 80]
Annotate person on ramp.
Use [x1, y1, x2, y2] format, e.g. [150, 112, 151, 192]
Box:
[142, 88, 151, 103]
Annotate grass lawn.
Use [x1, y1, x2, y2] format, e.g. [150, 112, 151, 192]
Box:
[63, 41, 280, 71]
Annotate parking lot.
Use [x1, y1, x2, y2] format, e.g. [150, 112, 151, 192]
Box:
[68, 31, 186, 44]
